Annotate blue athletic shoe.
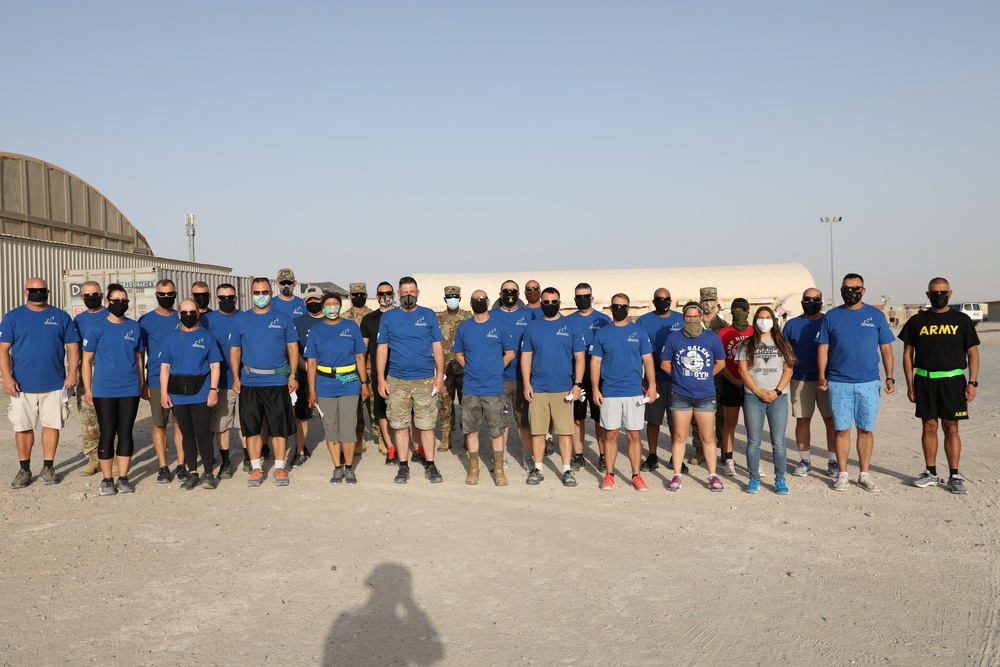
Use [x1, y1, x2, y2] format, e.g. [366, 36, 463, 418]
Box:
[774, 477, 789, 495]
[745, 477, 760, 494]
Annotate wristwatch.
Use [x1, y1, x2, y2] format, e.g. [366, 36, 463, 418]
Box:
[210, 387, 219, 392]
[775, 388, 783, 396]
[574, 382, 584, 388]
[969, 381, 979, 387]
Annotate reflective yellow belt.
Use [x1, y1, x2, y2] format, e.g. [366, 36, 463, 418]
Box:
[914, 368, 963, 379]
[317, 364, 357, 374]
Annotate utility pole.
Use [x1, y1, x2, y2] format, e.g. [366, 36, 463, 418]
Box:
[185, 213, 197, 262]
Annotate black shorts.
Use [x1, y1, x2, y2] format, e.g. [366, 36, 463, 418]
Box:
[719, 376, 744, 408]
[373, 391, 388, 419]
[239, 385, 295, 438]
[294, 382, 313, 421]
[914, 375, 969, 421]
[574, 378, 601, 422]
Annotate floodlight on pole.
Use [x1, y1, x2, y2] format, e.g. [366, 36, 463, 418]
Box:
[819, 216, 842, 306]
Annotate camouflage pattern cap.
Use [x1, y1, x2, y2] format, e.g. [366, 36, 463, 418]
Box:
[277, 268, 295, 282]
[444, 285, 461, 295]
[349, 282, 367, 294]
[700, 287, 718, 301]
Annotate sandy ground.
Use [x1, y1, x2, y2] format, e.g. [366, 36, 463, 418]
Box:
[1, 330, 999, 666]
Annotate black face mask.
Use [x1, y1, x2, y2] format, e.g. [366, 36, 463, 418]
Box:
[541, 303, 560, 318]
[399, 294, 417, 309]
[802, 301, 822, 317]
[157, 296, 176, 309]
[306, 301, 324, 314]
[471, 300, 489, 314]
[841, 287, 863, 307]
[574, 295, 592, 310]
[928, 292, 949, 309]
[192, 293, 211, 309]
[351, 296, 367, 308]
[279, 285, 294, 297]
[502, 293, 518, 307]
[27, 289, 49, 303]
[219, 299, 237, 314]
[653, 297, 671, 315]
[180, 314, 199, 328]
[84, 295, 103, 310]
[108, 302, 129, 318]
[611, 305, 629, 322]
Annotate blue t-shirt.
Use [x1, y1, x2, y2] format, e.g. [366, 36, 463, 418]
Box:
[521, 316, 587, 393]
[590, 323, 653, 398]
[82, 317, 144, 398]
[160, 327, 224, 405]
[637, 310, 683, 383]
[490, 306, 537, 381]
[271, 296, 306, 318]
[303, 319, 367, 398]
[231, 310, 299, 387]
[138, 310, 180, 389]
[74, 308, 108, 342]
[661, 330, 725, 400]
[376, 306, 443, 380]
[293, 313, 326, 381]
[818, 304, 895, 384]
[201, 310, 242, 389]
[782, 314, 824, 381]
[566, 310, 611, 379]
[453, 317, 514, 396]
[0, 305, 80, 393]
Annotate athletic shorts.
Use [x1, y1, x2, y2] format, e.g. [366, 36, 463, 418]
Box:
[294, 381, 314, 421]
[529, 392, 574, 436]
[827, 380, 881, 432]
[386, 376, 438, 431]
[462, 394, 507, 438]
[644, 381, 673, 427]
[599, 396, 645, 432]
[7, 390, 69, 431]
[210, 388, 239, 432]
[574, 378, 601, 421]
[148, 387, 173, 428]
[914, 374, 969, 421]
[670, 391, 717, 413]
[238, 385, 294, 438]
[719, 377, 744, 408]
[502, 379, 530, 429]
[317, 395, 359, 443]
[790, 380, 832, 419]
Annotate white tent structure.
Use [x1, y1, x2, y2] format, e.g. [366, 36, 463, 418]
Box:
[413, 263, 818, 317]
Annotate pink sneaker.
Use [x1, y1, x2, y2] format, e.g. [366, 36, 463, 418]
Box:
[708, 474, 725, 492]
[667, 475, 682, 492]
[600, 473, 615, 491]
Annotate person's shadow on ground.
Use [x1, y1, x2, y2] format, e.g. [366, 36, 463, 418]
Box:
[322, 562, 443, 667]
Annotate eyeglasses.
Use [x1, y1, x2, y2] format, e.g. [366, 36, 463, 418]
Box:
[217, 295, 236, 301]
[683, 315, 701, 321]
[108, 298, 129, 304]
[802, 296, 823, 303]
[179, 310, 198, 316]
[376, 291, 394, 297]
[525, 286, 540, 291]
[156, 291, 176, 297]
[541, 300, 559, 306]
[252, 290, 271, 295]
[842, 286, 864, 293]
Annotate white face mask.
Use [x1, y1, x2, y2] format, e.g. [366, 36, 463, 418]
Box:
[445, 297, 461, 310]
[755, 318, 774, 333]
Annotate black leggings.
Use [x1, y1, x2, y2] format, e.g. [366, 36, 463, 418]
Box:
[173, 403, 214, 474]
[93, 396, 140, 460]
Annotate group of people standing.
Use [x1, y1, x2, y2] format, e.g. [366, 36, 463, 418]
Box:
[0, 270, 979, 496]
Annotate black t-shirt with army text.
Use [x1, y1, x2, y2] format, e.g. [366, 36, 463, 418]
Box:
[899, 309, 979, 371]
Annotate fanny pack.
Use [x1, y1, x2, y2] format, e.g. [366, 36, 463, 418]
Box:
[243, 363, 292, 377]
[317, 363, 360, 384]
[168, 373, 209, 396]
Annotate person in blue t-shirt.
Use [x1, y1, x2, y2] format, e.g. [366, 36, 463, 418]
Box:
[660, 302, 726, 493]
[454, 289, 516, 486]
[270, 267, 307, 318]
[305, 293, 369, 485]
[230, 277, 300, 488]
[73, 280, 107, 477]
[565, 282, 611, 472]
[1, 277, 81, 489]
[160, 299, 223, 490]
[817, 273, 896, 493]
[201, 283, 244, 478]
[590, 293, 657, 492]
[376, 276, 445, 484]
[138, 278, 184, 483]
[636, 287, 684, 472]
[81, 283, 145, 496]
[521, 287, 586, 488]
[781, 287, 836, 478]
[490, 280, 537, 467]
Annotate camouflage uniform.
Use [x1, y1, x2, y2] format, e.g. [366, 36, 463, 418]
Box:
[690, 287, 729, 463]
[343, 282, 376, 452]
[436, 286, 472, 450]
[76, 376, 99, 456]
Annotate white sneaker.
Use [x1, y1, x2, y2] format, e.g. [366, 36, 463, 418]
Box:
[723, 459, 736, 476]
[793, 460, 810, 477]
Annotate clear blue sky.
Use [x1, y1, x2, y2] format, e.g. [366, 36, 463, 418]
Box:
[4, 1, 997, 305]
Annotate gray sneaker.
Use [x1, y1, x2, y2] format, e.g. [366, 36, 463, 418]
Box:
[723, 459, 736, 477]
[562, 470, 578, 487]
[39, 466, 60, 485]
[857, 475, 879, 493]
[180, 473, 201, 491]
[833, 473, 849, 491]
[526, 468, 544, 485]
[331, 468, 345, 484]
[827, 460, 839, 478]
[115, 476, 134, 494]
[913, 470, 939, 488]
[11, 468, 32, 489]
[200, 473, 217, 490]
[793, 460, 810, 477]
[99, 478, 117, 496]
[948, 475, 968, 495]
[344, 469, 358, 485]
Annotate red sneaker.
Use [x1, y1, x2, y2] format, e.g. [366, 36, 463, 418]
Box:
[632, 474, 649, 492]
[600, 473, 615, 490]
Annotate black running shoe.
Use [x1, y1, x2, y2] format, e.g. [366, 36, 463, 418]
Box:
[394, 465, 410, 484]
[156, 466, 172, 484]
[425, 464, 443, 484]
[641, 453, 659, 472]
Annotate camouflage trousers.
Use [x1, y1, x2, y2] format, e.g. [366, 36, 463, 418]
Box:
[439, 364, 464, 434]
[76, 376, 99, 456]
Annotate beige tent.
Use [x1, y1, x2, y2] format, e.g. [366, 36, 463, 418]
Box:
[413, 263, 817, 317]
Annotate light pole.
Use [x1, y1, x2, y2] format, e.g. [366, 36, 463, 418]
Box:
[820, 216, 842, 306]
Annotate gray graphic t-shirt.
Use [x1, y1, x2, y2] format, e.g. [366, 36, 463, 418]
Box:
[734, 338, 786, 391]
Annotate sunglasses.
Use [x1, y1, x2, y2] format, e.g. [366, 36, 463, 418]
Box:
[471, 297, 489, 303]
[802, 296, 823, 303]
[278, 280, 294, 286]
[218, 295, 236, 301]
[350, 293, 366, 297]
[445, 294, 460, 299]
[501, 289, 519, 295]
[525, 286, 540, 291]
[83, 292, 102, 298]
[179, 310, 198, 316]
[611, 304, 629, 310]
[27, 288, 49, 294]
[376, 291, 394, 297]
[156, 291, 176, 297]
[108, 298, 129, 304]
[842, 286, 864, 293]
[541, 300, 559, 306]
[928, 290, 949, 296]
[653, 297, 671, 302]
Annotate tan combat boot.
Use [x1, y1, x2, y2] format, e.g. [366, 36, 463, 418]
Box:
[493, 453, 508, 486]
[79, 451, 101, 476]
[437, 430, 451, 452]
[465, 456, 479, 485]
